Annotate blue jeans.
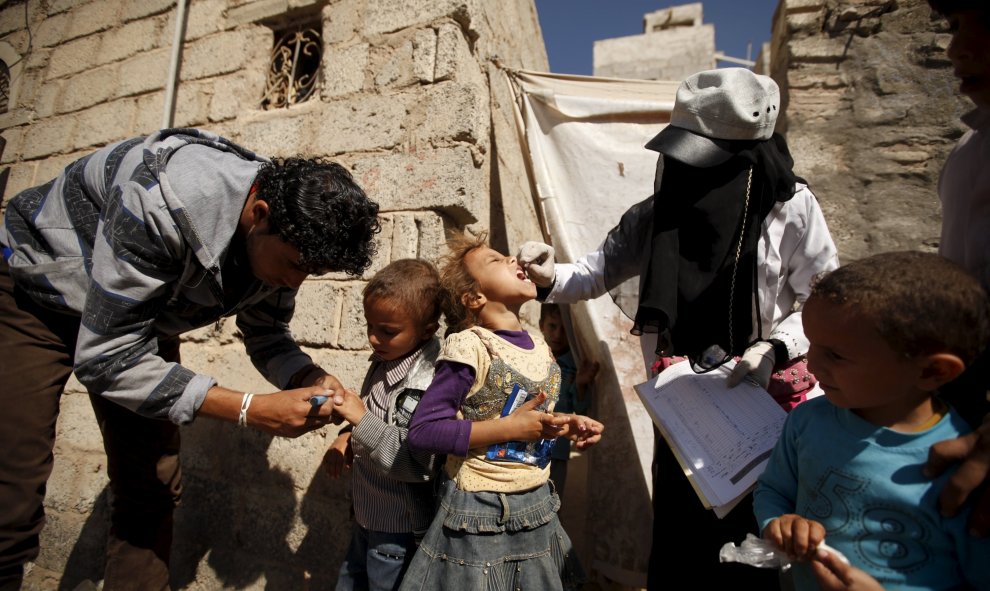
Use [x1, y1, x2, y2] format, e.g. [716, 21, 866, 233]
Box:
[335, 524, 416, 591]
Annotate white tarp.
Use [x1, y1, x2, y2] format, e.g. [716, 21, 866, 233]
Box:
[504, 68, 678, 586]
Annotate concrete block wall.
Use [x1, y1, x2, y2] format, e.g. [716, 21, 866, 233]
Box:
[593, 23, 715, 82]
[0, 0, 549, 588]
[644, 2, 703, 31]
[769, 0, 970, 261]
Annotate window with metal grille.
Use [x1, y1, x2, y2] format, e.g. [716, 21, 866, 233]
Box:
[261, 26, 322, 110]
[0, 60, 9, 113]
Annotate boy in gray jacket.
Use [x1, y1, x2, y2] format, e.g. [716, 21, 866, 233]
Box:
[0, 128, 381, 590]
[324, 259, 443, 590]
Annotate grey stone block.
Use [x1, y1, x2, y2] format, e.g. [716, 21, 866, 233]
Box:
[0, 126, 24, 165]
[350, 146, 485, 225]
[3, 161, 39, 198]
[122, 0, 174, 21]
[173, 79, 213, 128]
[185, 0, 226, 41]
[311, 92, 412, 154]
[424, 81, 487, 145]
[72, 100, 137, 152]
[291, 279, 344, 347]
[181, 31, 253, 81]
[64, 0, 120, 42]
[226, 0, 289, 28]
[228, 106, 319, 158]
[363, 0, 466, 36]
[412, 28, 436, 83]
[323, 43, 370, 98]
[46, 35, 101, 80]
[35, 11, 71, 48]
[20, 115, 78, 160]
[373, 39, 415, 89]
[56, 65, 118, 114]
[304, 347, 372, 393]
[98, 16, 160, 64]
[0, 3, 24, 37]
[389, 213, 420, 260]
[116, 48, 170, 97]
[133, 91, 165, 135]
[414, 211, 446, 263]
[335, 283, 368, 350]
[210, 71, 267, 123]
[434, 22, 466, 82]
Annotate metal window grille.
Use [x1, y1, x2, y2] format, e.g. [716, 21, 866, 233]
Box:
[261, 28, 322, 110]
[0, 60, 9, 113]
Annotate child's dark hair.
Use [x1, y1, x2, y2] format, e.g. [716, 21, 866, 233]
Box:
[255, 157, 381, 277]
[810, 251, 990, 365]
[438, 231, 490, 335]
[363, 259, 442, 328]
[540, 303, 561, 324]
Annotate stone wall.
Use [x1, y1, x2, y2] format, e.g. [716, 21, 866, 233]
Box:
[593, 2, 715, 82]
[769, 0, 970, 261]
[0, 0, 549, 588]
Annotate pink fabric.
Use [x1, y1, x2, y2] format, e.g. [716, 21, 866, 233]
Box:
[651, 355, 815, 412]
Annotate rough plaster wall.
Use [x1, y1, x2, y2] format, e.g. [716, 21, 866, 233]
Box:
[771, 0, 971, 261]
[0, 0, 549, 588]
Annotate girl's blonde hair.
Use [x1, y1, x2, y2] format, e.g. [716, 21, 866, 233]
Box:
[438, 231, 489, 335]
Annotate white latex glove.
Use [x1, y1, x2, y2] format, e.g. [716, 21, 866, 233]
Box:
[516, 241, 556, 288]
[726, 341, 776, 390]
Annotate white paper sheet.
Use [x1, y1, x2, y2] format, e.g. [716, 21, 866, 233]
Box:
[634, 360, 787, 516]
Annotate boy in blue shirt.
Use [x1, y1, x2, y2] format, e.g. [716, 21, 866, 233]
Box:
[754, 251, 990, 590]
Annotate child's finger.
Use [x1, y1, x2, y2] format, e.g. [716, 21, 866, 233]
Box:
[574, 433, 602, 449]
[517, 391, 548, 412]
[810, 555, 847, 590]
[763, 520, 785, 549]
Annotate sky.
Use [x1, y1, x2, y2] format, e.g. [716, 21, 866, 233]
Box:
[533, 0, 781, 76]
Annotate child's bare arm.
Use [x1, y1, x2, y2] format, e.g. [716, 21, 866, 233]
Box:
[323, 431, 353, 479]
[763, 514, 827, 561]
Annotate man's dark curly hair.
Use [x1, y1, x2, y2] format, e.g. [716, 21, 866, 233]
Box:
[810, 251, 990, 365]
[254, 157, 380, 276]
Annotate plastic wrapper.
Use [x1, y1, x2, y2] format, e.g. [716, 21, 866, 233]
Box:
[720, 534, 850, 571]
[719, 534, 793, 570]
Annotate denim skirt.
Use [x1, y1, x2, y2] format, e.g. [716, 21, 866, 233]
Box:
[398, 478, 585, 591]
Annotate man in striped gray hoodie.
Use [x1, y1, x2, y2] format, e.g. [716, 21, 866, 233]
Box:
[0, 128, 381, 590]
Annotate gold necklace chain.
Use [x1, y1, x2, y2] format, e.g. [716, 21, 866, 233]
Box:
[727, 166, 754, 353]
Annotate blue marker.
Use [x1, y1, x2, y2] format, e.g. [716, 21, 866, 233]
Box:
[309, 395, 329, 407]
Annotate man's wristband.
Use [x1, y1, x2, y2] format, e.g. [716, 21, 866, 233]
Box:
[237, 392, 254, 427]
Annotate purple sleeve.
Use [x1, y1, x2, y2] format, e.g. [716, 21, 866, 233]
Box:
[407, 360, 476, 457]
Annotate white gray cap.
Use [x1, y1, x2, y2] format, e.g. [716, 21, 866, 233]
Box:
[646, 68, 780, 167]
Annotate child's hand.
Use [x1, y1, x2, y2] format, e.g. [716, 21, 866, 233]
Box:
[549, 413, 604, 449]
[504, 391, 556, 441]
[763, 514, 826, 561]
[323, 431, 353, 479]
[811, 548, 886, 591]
[332, 389, 367, 426]
[576, 359, 600, 390]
